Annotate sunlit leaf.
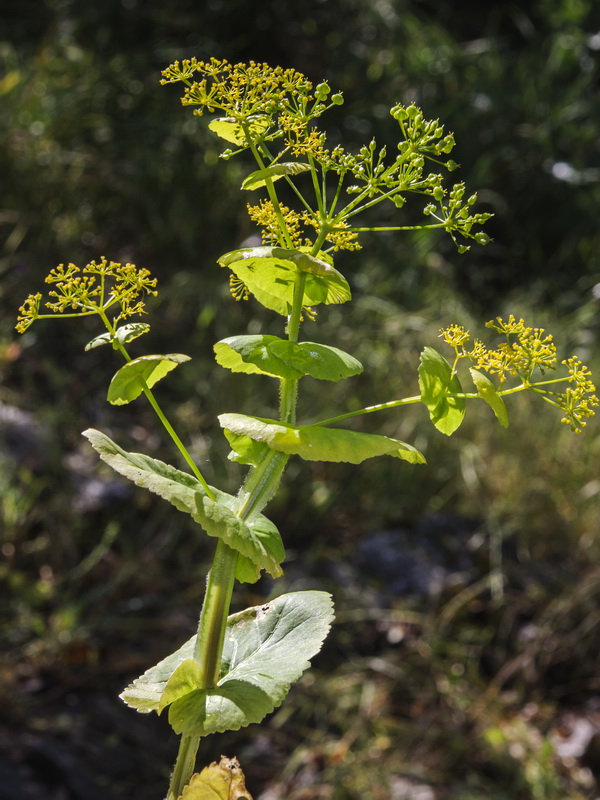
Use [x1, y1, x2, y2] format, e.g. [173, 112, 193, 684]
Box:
[178, 757, 253, 800]
[159, 658, 202, 714]
[222, 430, 270, 467]
[107, 353, 190, 405]
[241, 162, 312, 190]
[214, 335, 362, 381]
[470, 368, 509, 428]
[214, 335, 302, 379]
[218, 246, 351, 315]
[85, 323, 151, 351]
[270, 340, 362, 381]
[218, 414, 425, 465]
[418, 346, 465, 435]
[208, 116, 271, 145]
[82, 429, 284, 578]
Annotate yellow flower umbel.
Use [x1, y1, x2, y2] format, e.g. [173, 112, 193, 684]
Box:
[16, 258, 157, 333]
[439, 316, 598, 432]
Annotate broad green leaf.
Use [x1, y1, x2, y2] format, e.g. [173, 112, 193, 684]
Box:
[214, 335, 303, 379]
[107, 353, 190, 405]
[242, 162, 312, 190]
[121, 634, 196, 713]
[218, 414, 425, 465]
[179, 757, 253, 800]
[418, 346, 465, 435]
[269, 341, 363, 381]
[218, 246, 351, 315]
[470, 368, 509, 428]
[121, 591, 334, 732]
[170, 591, 334, 736]
[82, 429, 284, 578]
[208, 116, 271, 146]
[214, 335, 362, 381]
[84, 322, 150, 351]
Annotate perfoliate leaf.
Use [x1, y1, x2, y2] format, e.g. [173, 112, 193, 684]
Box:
[222, 430, 270, 467]
[214, 335, 302, 379]
[218, 246, 351, 315]
[82, 429, 284, 578]
[214, 335, 362, 381]
[194, 491, 285, 580]
[418, 346, 465, 435]
[241, 162, 312, 190]
[107, 354, 190, 405]
[470, 368, 509, 428]
[269, 340, 363, 381]
[178, 757, 253, 800]
[121, 591, 334, 736]
[121, 634, 196, 713]
[218, 414, 425, 465]
[158, 658, 202, 714]
[208, 116, 271, 146]
[235, 554, 264, 584]
[84, 322, 151, 351]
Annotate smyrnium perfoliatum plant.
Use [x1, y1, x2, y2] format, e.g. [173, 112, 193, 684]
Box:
[16, 58, 598, 799]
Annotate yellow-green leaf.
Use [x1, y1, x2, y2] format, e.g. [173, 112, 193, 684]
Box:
[218, 246, 351, 315]
[208, 116, 271, 146]
[418, 346, 465, 435]
[218, 414, 425, 465]
[241, 162, 312, 190]
[470, 368, 509, 428]
[107, 354, 190, 405]
[178, 758, 252, 800]
[214, 335, 362, 381]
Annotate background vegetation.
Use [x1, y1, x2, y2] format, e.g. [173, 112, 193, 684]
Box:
[2, 1, 600, 798]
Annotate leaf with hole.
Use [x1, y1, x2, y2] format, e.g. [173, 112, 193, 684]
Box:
[178, 757, 253, 800]
[120, 592, 334, 735]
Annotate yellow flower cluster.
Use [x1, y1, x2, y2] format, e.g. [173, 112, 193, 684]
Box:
[247, 201, 307, 248]
[442, 316, 559, 382]
[279, 113, 327, 159]
[16, 258, 157, 333]
[161, 58, 312, 123]
[439, 316, 598, 433]
[246, 201, 361, 253]
[558, 356, 599, 432]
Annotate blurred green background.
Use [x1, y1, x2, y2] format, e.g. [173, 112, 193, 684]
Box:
[2, 1, 600, 798]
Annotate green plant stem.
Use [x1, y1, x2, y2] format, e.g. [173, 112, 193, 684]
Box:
[193, 538, 238, 678]
[236, 449, 290, 521]
[167, 442, 290, 800]
[139, 382, 215, 500]
[108, 331, 215, 500]
[280, 272, 307, 424]
[167, 736, 200, 800]
[314, 395, 421, 426]
[167, 162, 330, 797]
[166, 541, 238, 800]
